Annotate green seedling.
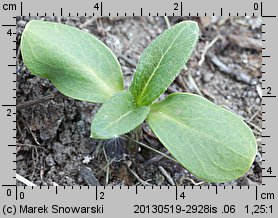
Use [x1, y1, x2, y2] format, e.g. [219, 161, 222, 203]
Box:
[21, 20, 257, 183]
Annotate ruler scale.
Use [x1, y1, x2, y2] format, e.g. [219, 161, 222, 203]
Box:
[0, 0, 277, 217]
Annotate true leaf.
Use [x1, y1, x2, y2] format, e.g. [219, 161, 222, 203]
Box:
[91, 90, 150, 139]
[130, 21, 199, 106]
[147, 93, 257, 182]
[21, 20, 124, 103]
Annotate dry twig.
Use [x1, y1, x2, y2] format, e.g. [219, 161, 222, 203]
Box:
[183, 177, 205, 186]
[198, 35, 220, 66]
[158, 166, 175, 185]
[187, 73, 203, 96]
[228, 34, 262, 51]
[128, 167, 152, 186]
[207, 53, 252, 84]
[16, 173, 37, 186]
[163, 16, 171, 29]
[17, 92, 58, 111]
[79, 18, 95, 28]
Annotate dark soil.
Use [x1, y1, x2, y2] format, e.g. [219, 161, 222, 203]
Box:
[16, 16, 262, 186]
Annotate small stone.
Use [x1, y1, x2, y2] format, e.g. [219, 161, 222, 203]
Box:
[255, 152, 262, 163]
[45, 155, 55, 167]
[53, 153, 65, 165]
[202, 73, 214, 83]
[59, 129, 72, 144]
[58, 172, 65, 177]
[255, 97, 261, 104]
[17, 20, 27, 27]
[76, 120, 86, 135]
[247, 91, 253, 97]
[195, 71, 201, 76]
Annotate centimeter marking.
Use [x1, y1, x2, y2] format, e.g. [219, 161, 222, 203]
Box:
[7, 1, 277, 17]
[1, 184, 261, 201]
[2, 184, 275, 206]
[261, 14, 275, 185]
[1, 14, 17, 187]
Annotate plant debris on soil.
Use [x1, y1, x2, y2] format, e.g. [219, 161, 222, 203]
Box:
[16, 16, 262, 186]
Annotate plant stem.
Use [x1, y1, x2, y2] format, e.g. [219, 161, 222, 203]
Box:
[122, 135, 179, 164]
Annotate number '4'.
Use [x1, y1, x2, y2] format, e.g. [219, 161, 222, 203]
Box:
[267, 167, 272, 174]
[94, 3, 99, 10]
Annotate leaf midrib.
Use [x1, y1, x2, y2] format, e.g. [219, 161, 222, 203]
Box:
[136, 25, 188, 105]
[153, 111, 250, 161]
[103, 109, 134, 130]
[26, 28, 114, 96]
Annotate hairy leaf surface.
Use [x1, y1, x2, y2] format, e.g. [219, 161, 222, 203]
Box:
[91, 91, 149, 139]
[130, 21, 199, 106]
[21, 20, 124, 103]
[147, 93, 257, 182]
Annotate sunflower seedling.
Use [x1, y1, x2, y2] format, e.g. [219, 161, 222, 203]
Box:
[21, 20, 257, 182]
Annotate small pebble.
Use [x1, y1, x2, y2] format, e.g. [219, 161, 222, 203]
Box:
[17, 20, 27, 27]
[45, 155, 55, 167]
[255, 97, 261, 104]
[255, 152, 262, 163]
[202, 73, 214, 83]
